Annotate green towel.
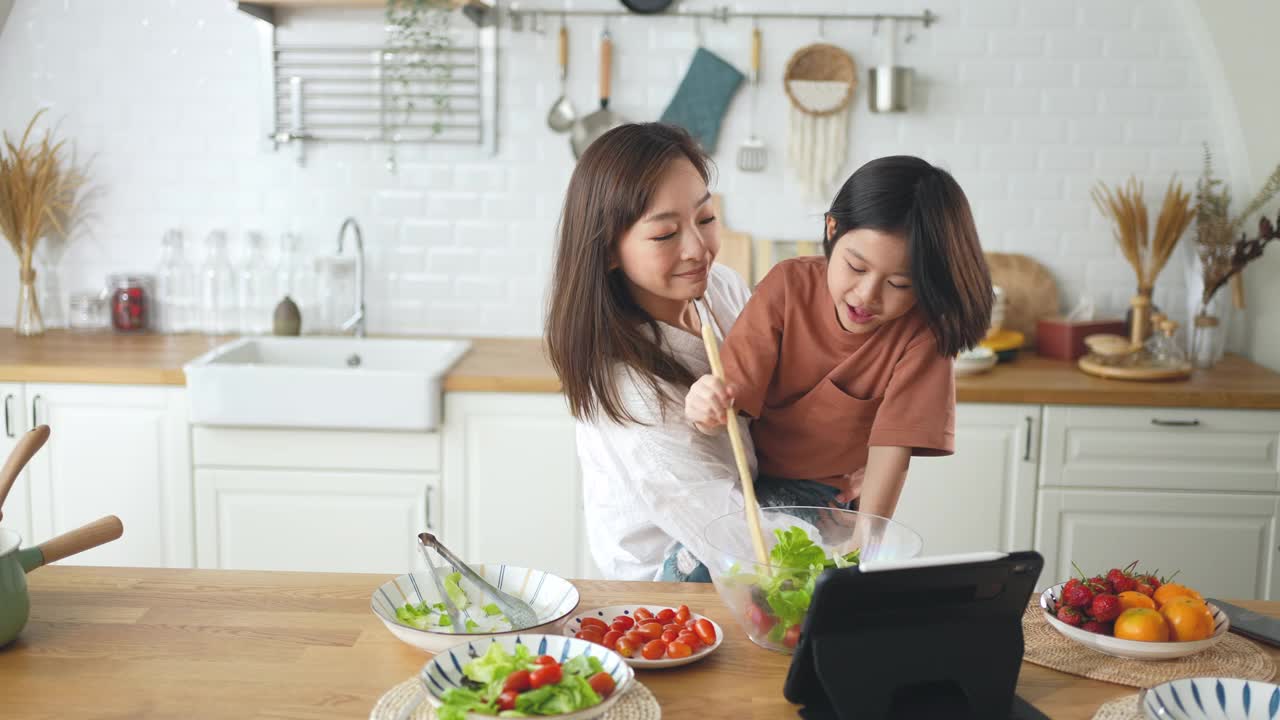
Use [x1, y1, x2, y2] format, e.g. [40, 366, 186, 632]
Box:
[660, 47, 744, 153]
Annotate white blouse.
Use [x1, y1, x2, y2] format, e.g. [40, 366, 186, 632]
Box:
[575, 264, 757, 581]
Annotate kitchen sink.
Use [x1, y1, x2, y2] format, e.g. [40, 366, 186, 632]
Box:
[184, 337, 471, 431]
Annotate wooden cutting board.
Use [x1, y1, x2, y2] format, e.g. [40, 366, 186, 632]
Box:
[985, 252, 1061, 346]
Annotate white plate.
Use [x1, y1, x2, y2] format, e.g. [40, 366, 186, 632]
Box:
[955, 347, 997, 376]
[561, 604, 724, 669]
[1039, 583, 1229, 661]
[421, 633, 634, 720]
[1141, 677, 1280, 719]
[371, 564, 580, 653]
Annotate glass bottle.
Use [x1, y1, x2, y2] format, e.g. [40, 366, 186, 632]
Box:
[200, 230, 237, 335]
[275, 233, 315, 333]
[154, 229, 193, 333]
[236, 231, 273, 335]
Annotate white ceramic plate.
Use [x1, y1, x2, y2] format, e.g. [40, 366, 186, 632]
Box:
[1040, 583, 1229, 661]
[371, 565, 580, 653]
[1141, 677, 1280, 719]
[955, 346, 997, 376]
[421, 633, 634, 720]
[561, 604, 723, 669]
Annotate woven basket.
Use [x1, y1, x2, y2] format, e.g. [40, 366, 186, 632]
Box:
[783, 43, 857, 116]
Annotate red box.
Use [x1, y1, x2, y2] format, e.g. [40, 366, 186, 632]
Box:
[1036, 316, 1128, 361]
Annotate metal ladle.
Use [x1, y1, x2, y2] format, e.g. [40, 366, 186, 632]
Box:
[546, 23, 577, 133]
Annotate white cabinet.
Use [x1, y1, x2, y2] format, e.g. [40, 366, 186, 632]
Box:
[1036, 489, 1280, 601]
[442, 393, 594, 580]
[1035, 405, 1280, 599]
[192, 426, 440, 573]
[893, 404, 1039, 556]
[23, 384, 193, 568]
[0, 383, 32, 541]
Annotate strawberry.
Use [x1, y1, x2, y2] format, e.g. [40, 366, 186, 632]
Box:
[1090, 594, 1122, 622]
[1056, 606, 1084, 627]
[1111, 575, 1138, 594]
[1106, 567, 1129, 588]
[1063, 577, 1082, 593]
[1082, 620, 1114, 635]
[1086, 577, 1112, 595]
[1134, 581, 1155, 598]
[1141, 574, 1162, 592]
[1062, 583, 1095, 609]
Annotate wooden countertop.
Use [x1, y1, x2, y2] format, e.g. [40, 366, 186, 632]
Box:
[4, 330, 1280, 408]
[8, 567, 1275, 719]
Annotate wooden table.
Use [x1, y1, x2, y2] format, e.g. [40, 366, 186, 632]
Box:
[4, 568, 1278, 719]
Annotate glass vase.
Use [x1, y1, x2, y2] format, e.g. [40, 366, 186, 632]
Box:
[16, 267, 46, 336]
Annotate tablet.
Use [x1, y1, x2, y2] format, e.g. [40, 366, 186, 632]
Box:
[783, 551, 1046, 720]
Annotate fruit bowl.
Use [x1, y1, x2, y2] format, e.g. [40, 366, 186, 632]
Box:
[1040, 583, 1229, 661]
[702, 505, 923, 654]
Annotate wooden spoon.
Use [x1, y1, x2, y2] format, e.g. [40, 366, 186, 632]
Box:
[0, 425, 50, 516]
[696, 300, 771, 573]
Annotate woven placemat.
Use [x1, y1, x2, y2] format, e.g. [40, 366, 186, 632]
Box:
[370, 677, 661, 720]
[1023, 600, 1275, 688]
[1091, 693, 1143, 720]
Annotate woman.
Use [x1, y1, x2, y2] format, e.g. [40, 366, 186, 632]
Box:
[545, 123, 754, 582]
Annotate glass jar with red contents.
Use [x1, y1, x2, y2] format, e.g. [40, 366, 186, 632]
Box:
[107, 274, 152, 332]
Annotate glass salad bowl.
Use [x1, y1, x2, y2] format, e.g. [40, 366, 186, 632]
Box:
[703, 506, 923, 654]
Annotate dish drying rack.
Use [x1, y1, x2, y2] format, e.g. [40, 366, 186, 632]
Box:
[244, 14, 498, 166]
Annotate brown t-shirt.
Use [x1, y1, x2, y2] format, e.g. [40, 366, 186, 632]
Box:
[721, 256, 956, 488]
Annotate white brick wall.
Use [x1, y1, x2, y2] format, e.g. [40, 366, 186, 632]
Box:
[0, 0, 1225, 336]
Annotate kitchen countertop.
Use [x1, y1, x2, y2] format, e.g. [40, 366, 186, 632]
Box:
[8, 566, 1275, 719]
[4, 330, 1280, 408]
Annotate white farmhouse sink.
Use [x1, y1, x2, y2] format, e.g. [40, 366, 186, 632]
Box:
[184, 337, 471, 431]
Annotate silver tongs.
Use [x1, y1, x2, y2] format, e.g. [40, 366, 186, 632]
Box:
[416, 532, 539, 631]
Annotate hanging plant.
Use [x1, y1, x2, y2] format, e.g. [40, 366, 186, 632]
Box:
[385, 0, 456, 138]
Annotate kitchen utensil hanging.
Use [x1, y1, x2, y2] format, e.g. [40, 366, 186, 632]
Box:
[868, 18, 913, 113]
[736, 26, 767, 172]
[546, 23, 577, 133]
[659, 16, 743, 154]
[571, 29, 628, 159]
[784, 43, 857, 201]
[618, 0, 674, 13]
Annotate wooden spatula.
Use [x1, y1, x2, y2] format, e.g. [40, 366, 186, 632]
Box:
[696, 300, 770, 573]
[0, 425, 50, 517]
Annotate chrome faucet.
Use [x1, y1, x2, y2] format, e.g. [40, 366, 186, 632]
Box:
[336, 217, 366, 338]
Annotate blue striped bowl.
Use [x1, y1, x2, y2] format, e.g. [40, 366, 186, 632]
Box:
[371, 565, 580, 653]
[1142, 678, 1280, 719]
[420, 633, 635, 719]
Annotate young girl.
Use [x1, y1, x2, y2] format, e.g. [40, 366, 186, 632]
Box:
[685, 156, 993, 520]
[545, 123, 758, 582]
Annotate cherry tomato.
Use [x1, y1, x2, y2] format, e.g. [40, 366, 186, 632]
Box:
[684, 618, 697, 630]
[695, 618, 718, 645]
[660, 630, 679, 643]
[503, 669, 532, 692]
[530, 663, 563, 688]
[580, 617, 609, 632]
[783, 624, 802, 648]
[641, 639, 666, 660]
[536, 655, 558, 666]
[662, 623, 682, 634]
[637, 622, 664, 641]
[588, 671, 616, 698]
[746, 603, 776, 633]
[674, 605, 692, 624]
[667, 640, 693, 659]
[497, 689, 519, 711]
[656, 608, 676, 623]
[623, 630, 646, 646]
[576, 628, 604, 644]
[601, 630, 622, 650]
[615, 637, 637, 658]
[677, 630, 701, 649]
[632, 608, 654, 622]
[611, 615, 635, 631]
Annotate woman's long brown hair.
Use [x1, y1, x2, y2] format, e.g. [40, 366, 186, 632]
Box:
[546, 123, 711, 425]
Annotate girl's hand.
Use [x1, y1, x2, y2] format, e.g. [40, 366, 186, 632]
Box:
[685, 374, 734, 435]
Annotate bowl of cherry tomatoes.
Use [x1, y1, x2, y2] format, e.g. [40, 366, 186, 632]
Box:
[561, 604, 723, 669]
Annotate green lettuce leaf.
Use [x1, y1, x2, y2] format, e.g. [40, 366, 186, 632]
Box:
[444, 572, 470, 610]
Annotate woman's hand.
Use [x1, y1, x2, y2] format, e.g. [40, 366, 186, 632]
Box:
[685, 374, 734, 435]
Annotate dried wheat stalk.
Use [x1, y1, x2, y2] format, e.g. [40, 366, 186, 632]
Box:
[0, 110, 83, 284]
[1092, 176, 1193, 292]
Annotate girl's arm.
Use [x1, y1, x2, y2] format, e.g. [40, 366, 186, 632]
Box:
[852, 445, 912, 518]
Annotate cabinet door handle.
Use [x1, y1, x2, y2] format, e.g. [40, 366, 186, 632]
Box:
[1023, 416, 1033, 462]
[3, 394, 13, 438]
[425, 486, 435, 531]
[31, 395, 42, 427]
[1151, 418, 1200, 427]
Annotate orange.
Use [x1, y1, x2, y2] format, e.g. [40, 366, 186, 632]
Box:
[1159, 597, 1215, 642]
[1153, 582, 1203, 608]
[1117, 591, 1157, 611]
[1113, 608, 1170, 642]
